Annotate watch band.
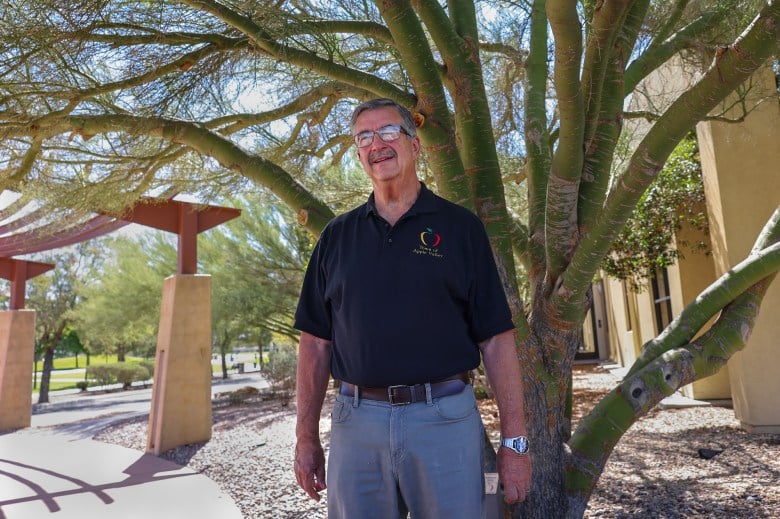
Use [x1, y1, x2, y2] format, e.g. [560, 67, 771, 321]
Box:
[500, 435, 529, 454]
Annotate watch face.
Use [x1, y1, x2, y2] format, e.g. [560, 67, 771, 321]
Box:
[502, 436, 528, 454]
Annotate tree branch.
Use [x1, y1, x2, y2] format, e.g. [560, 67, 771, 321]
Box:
[649, 0, 692, 49]
[179, 0, 415, 104]
[523, 0, 551, 286]
[624, 9, 728, 94]
[581, 0, 631, 147]
[286, 20, 394, 44]
[557, 2, 780, 321]
[578, 0, 650, 234]
[9, 113, 335, 235]
[628, 239, 780, 377]
[545, 0, 585, 280]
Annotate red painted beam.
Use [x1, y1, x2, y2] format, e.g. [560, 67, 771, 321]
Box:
[0, 216, 128, 256]
[0, 197, 240, 275]
[114, 198, 241, 274]
[117, 198, 241, 234]
[0, 258, 55, 309]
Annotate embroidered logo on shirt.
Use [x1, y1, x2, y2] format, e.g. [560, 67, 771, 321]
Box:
[413, 227, 444, 258]
[419, 227, 441, 247]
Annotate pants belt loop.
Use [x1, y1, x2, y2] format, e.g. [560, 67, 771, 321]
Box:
[424, 382, 433, 405]
[352, 385, 360, 407]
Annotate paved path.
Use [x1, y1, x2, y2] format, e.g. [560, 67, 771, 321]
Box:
[1, 372, 269, 519]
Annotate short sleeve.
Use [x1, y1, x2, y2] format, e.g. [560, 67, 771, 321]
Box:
[294, 233, 332, 341]
[466, 218, 515, 342]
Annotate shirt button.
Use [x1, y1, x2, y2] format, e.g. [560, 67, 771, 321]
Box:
[388, 238, 393, 243]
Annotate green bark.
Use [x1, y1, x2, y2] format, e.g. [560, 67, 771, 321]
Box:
[524, 0, 552, 288]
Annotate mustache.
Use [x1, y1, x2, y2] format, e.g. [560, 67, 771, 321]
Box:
[368, 150, 396, 162]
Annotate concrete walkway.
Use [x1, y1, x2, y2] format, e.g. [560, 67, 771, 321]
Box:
[0, 432, 242, 519]
[0, 372, 269, 519]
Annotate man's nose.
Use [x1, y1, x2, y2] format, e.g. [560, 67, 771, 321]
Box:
[366, 132, 387, 150]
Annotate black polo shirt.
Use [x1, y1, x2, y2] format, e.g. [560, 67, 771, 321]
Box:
[294, 183, 514, 387]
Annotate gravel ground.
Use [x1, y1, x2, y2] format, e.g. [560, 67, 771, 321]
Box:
[93, 366, 780, 518]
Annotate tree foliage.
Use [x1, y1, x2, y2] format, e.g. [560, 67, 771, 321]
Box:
[603, 132, 709, 290]
[1, 1, 779, 516]
[200, 189, 308, 377]
[72, 235, 173, 359]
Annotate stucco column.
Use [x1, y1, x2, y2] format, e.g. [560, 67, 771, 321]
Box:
[147, 274, 213, 454]
[696, 65, 780, 433]
[0, 309, 36, 431]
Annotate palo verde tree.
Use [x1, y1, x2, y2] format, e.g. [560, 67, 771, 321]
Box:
[1, 1, 779, 516]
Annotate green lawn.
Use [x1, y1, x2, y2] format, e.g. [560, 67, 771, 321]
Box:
[30, 371, 85, 394]
[30, 355, 153, 394]
[33, 355, 150, 372]
[31, 380, 80, 394]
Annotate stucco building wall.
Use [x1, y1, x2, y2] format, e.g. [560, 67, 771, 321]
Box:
[596, 59, 779, 431]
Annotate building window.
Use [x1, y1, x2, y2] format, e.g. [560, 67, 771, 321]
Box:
[651, 267, 673, 334]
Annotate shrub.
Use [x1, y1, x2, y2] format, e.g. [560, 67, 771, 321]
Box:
[86, 365, 116, 387]
[265, 343, 298, 390]
[76, 380, 89, 391]
[115, 363, 151, 389]
[138, 361, 155, 380]
[86, 362, 152, 390]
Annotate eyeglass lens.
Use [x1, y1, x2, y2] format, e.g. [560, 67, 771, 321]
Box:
[354, 125, 403, 148]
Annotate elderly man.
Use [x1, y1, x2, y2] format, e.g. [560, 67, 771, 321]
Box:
[293, 98, 532, 518]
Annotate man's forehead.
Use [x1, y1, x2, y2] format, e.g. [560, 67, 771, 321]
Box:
[354, 107, 401, 129]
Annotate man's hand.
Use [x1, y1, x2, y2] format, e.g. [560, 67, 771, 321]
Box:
[294, 438, 327, 501]
[294, 332, 331, 501]
[498, 447, 533, 503]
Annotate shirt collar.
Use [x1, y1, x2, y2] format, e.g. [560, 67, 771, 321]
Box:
[362, 182, 438, 219]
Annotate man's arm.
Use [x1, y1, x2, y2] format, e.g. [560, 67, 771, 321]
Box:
[479, 329, 533, 504]
[294, 331, 332, 501]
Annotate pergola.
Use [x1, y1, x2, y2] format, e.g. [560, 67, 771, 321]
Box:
[0, 194, 240, 453]
[0, 196, 240, 306]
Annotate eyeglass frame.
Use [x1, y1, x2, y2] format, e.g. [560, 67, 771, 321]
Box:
[352, 124, 411, 148]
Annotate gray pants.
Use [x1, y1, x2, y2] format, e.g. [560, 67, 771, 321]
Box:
[327, 385, 484, 519]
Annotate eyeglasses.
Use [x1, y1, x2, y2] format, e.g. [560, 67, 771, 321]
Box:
[353, 125, 410, 148]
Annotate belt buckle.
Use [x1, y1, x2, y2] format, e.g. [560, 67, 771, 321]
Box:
[387, 385, 412, 405]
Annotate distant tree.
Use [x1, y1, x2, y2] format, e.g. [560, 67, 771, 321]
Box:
[71, 235, 174, 360]
[200, 189, 308, 378]
[27, 242, 104, 403]
[57, 328, 87, 368]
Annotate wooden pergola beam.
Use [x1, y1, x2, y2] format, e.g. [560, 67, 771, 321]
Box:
[0, 258, 55, 310]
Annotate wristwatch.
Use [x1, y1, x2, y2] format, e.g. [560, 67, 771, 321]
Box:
[500, 435, 529, 455]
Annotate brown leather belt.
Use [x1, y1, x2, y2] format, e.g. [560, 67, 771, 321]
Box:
[340, 372, 471, 405]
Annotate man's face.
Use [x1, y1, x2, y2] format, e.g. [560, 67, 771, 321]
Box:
[353, 107, 420, 185]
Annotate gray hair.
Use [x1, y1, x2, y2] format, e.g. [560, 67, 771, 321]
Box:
[349, 98, 417, 137]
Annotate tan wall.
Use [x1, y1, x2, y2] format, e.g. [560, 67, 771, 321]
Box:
[0, 310, 36, 431]
[147, 274, 213, 454]
[696, 65, 780, 432]
[603, 277, 641, 367]
[602, 57, 779, 424]
[669, 222, 731, 400]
